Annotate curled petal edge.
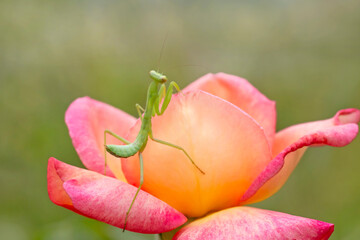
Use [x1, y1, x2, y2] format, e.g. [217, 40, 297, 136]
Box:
[241, 108, 360, 204]
[47, 157, 187, 234]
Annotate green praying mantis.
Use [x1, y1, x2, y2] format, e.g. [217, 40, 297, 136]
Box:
[103, 70, 205, 231]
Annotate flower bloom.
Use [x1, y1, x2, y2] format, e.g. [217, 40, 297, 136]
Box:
[48, 73, 359, 239]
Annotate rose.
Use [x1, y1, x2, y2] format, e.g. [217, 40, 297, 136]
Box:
[48, 73, 359, 239]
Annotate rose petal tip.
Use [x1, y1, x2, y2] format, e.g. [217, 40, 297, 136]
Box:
[334, 108, 360, 125]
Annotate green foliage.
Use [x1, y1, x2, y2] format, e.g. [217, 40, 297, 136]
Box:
[0, 0, 359, 239]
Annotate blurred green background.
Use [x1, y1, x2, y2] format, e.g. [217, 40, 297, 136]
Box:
[1, 0, 359, 239]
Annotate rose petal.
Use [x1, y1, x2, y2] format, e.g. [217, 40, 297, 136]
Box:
[47, 157, 187, 233]
[122, 91, 271, 217]
[173, 206, 334, 240]
[47, 157, 78, 212]
[241, 108, 360, 204]
[184, 73, 276, 147]
[65, 97, 136, 179]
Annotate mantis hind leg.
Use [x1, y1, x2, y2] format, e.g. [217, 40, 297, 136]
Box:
[149, 133, 205, 175]
[103, 130, 130, 175]
[123, 152, 144, 231]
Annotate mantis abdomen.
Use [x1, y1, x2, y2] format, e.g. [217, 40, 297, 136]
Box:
[106, 143, 140, 158]
[106, 130, 149, 158]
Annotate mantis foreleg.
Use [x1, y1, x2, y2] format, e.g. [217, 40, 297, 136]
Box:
[154, 84, 166, 116]
[159, 81, 181, 115]
[149, 132, 205, 174]
[103, 130, 130, 175]
[123, 152, 144, 231]
[153, 81, 181, 116]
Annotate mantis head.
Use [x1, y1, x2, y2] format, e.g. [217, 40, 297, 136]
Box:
[149, 70, 167, 83]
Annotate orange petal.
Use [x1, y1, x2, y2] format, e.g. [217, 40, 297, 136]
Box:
[241, 108, 360, 204]
[173, 207, 334, 240]
[47, 157, 187, 233]
[184, 73, 276, 147]
[122, 91, 271, 217]
[65, 97, 136, 180]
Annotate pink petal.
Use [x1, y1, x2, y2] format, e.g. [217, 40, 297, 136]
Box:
[184, 73, 276, 147]
[47, 157, 78, 212]
[173, 207, 334, 240]
[122, 91, 271, 217]
[241, 108, 360, 204]
[65, 97, 136, 179]
[47, 157, 187, 233]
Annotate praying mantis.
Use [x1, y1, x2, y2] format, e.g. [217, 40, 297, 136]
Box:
[103, 70, 205, 231]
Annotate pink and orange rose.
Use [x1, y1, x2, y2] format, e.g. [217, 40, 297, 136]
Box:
[48, 73, 359, 239]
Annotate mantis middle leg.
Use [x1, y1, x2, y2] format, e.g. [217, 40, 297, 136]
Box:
[103, 130, 130, 175]
[136, 103, 145, 120]
[123, 152, 144, 231]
